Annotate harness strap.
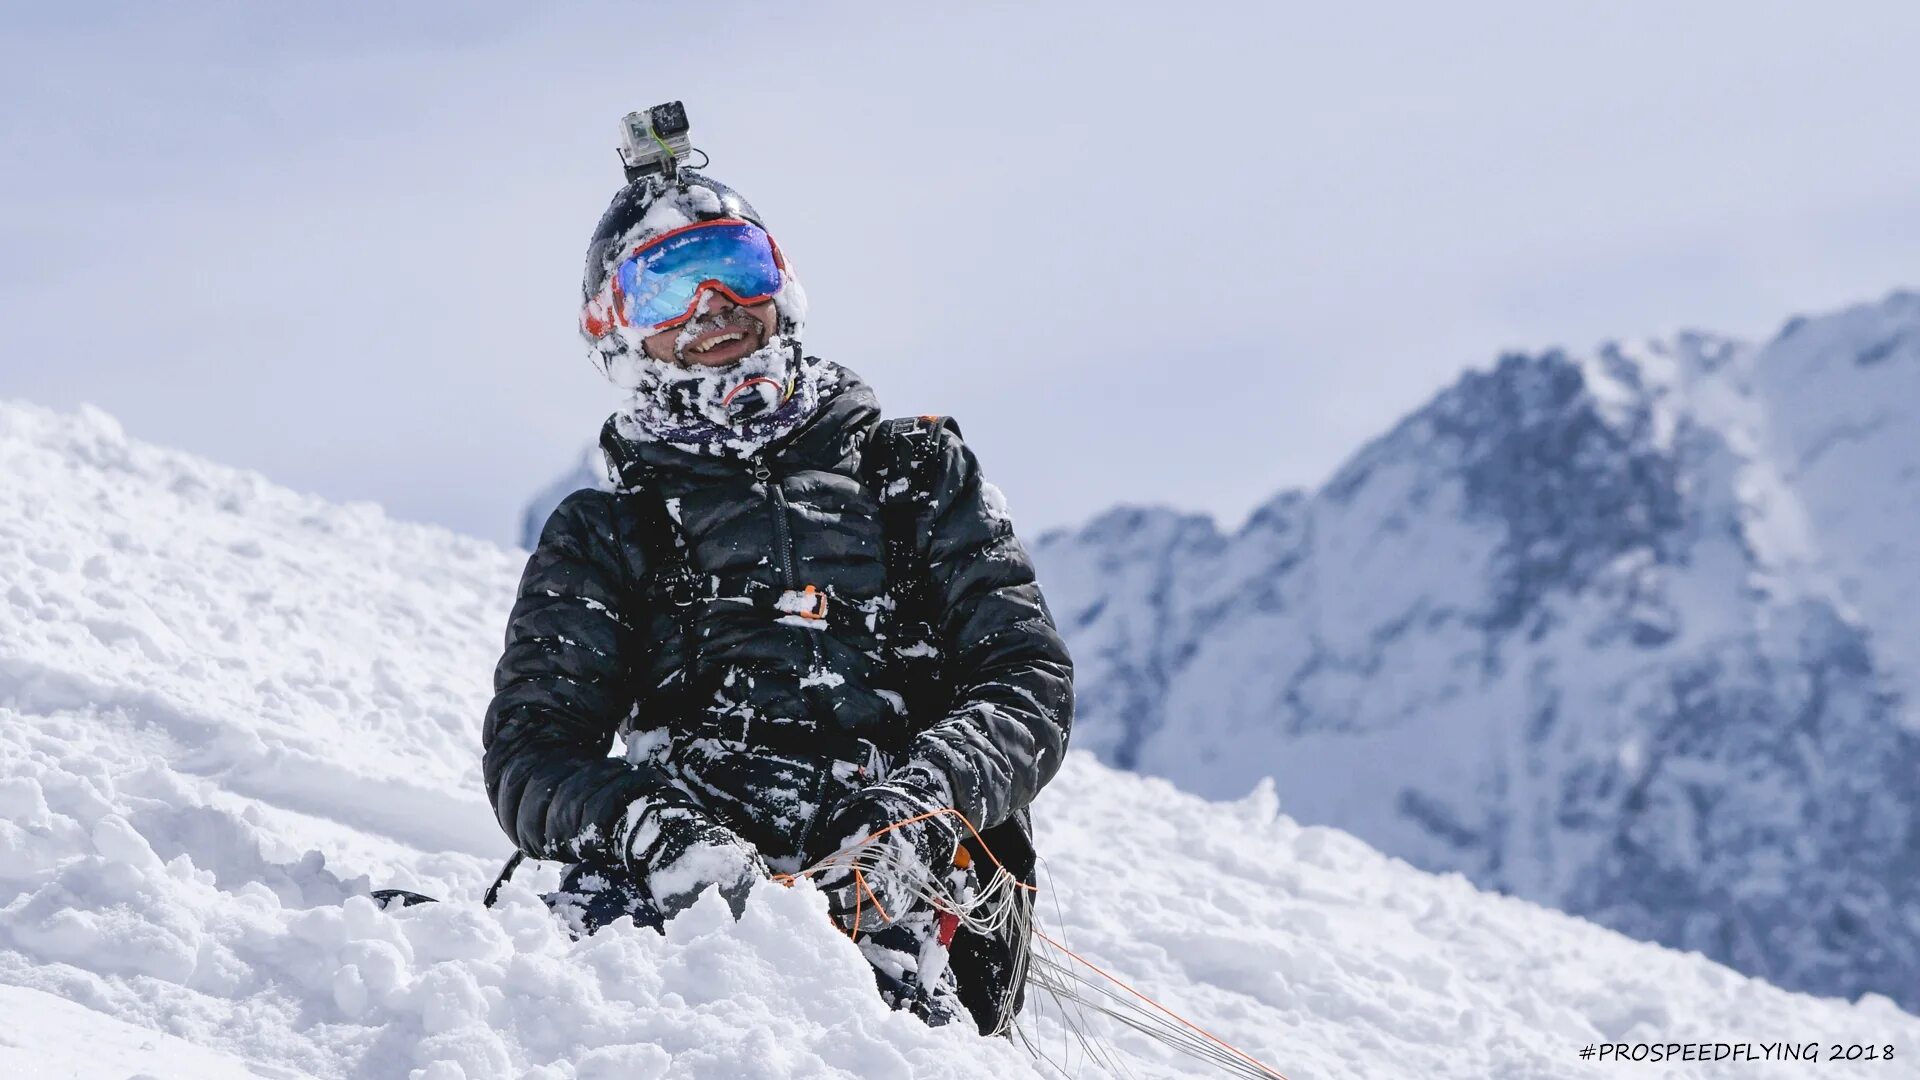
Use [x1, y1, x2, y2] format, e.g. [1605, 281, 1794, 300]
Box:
[868, 416, 958, 719]
[680, 711, 896, 765]
[869, 417, 949, 618]
[725, 577, 885, 638]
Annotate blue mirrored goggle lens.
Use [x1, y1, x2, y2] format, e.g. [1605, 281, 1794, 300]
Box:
[615, 220, 783, 329]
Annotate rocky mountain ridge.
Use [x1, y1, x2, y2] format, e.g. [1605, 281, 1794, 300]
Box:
[1029, 291, 1920, 1010]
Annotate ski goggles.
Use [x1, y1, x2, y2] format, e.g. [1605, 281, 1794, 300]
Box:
[583, 218, 786, 337]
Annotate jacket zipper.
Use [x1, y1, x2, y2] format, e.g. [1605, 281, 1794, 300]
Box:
[751, 453, 797, 588]
[752, 451, 829, 718]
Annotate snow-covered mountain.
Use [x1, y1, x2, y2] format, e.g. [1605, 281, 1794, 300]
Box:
[9, 400, 1919, 1076]
[1028, 291, 1920, 1014]
[519, 445, 608, 553]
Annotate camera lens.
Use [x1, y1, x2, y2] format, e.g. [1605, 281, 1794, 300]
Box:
[651, 101, 689, 138]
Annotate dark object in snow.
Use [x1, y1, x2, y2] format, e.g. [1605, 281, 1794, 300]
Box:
[368, 889, 436, 909]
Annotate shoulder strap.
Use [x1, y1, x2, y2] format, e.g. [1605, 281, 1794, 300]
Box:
[869, 416, 956, 618]
[597, 421, 706, 711]
[598, 419, 699, 601]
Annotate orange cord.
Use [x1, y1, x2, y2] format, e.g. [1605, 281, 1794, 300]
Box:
[1032, 928, 1289, 1080]
[774, 806, 1040, 940]
[776, 806, 1290, 1080]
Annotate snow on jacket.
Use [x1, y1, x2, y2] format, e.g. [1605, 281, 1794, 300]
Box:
[482, 362, 1074, 865]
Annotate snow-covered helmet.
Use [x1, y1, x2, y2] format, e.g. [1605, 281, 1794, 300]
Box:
[583, 172, 764, 301]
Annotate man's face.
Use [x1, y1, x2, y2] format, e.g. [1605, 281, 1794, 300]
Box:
[641, 287, 779, 368]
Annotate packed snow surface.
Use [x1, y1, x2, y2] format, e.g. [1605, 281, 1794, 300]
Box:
[3, 399, 1916, 1078]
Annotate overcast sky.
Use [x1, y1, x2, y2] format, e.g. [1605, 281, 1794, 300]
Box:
[4, 2, 1917, 546]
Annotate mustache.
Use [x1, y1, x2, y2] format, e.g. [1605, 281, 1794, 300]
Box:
[680, 308, 764, 338]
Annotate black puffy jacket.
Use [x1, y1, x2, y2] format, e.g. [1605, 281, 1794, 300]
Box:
[482, 363, 1073, 868]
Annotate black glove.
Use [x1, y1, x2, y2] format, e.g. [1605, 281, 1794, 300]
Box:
[804, 768, 963, 932]
[622, 804, 768, 920]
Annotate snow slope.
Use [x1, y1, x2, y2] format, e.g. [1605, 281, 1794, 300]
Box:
[1030, 291, 1920, 1013]
[4, 399, 1917, 1079]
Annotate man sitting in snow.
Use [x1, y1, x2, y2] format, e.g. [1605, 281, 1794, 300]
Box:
[481, 164, 1073, 1032]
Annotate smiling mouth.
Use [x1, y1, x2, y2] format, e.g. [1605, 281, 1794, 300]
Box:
[689, 329, 752, 355]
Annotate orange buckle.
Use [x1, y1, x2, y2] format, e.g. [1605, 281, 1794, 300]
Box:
[777, 584, 829, 622]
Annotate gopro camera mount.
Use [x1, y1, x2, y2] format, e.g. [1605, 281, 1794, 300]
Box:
[618, 101, 694, 182]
